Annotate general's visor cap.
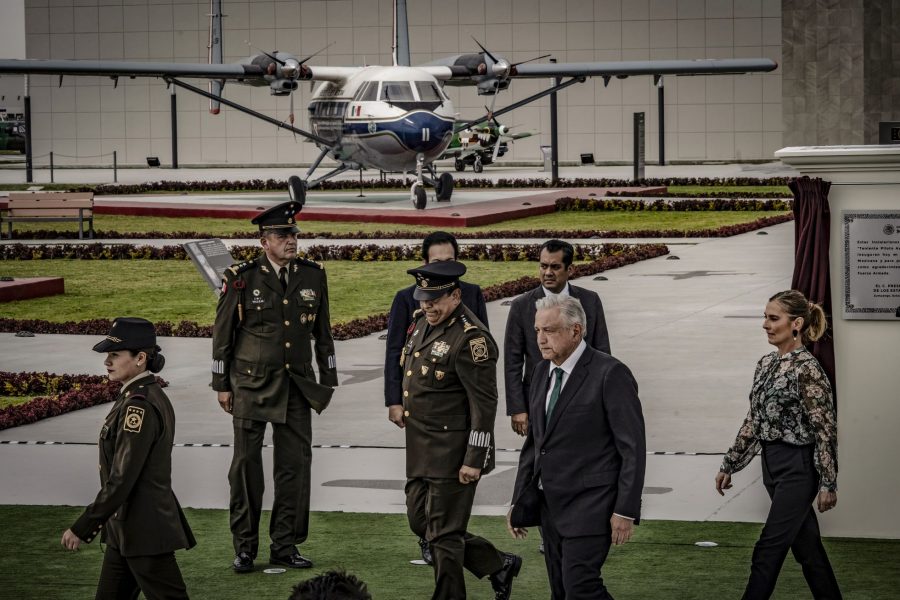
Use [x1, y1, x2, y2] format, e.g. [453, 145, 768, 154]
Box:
[407, 261, 467, 301]
[251, 200, 302, 233]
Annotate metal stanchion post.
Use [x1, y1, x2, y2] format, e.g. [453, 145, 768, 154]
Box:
[358, 167, 365, 197]
[113, 150, 118, 183]
[50, 151, 54, 183]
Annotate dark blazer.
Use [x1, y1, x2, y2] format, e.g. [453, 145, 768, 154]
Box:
[511, 347, 646, 537]
[212, 253, 338, 421]
[384, 280, 487, 406]
[401, 304, 497, 478]
[71, 374, 196, 557]
[503, 284, 610, 415]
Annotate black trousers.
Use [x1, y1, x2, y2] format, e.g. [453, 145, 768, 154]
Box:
[540, 492, 614, 600]
[406, 477, 505, 600]
[95, 545, 188, 600]
[742, 441, 842, 600]
[229, 387, 312, 558]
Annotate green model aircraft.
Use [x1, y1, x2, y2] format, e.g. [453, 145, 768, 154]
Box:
[441, 117, 535, 173]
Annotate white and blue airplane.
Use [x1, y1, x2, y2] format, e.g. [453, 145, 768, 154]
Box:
[0, 0, 776, 209]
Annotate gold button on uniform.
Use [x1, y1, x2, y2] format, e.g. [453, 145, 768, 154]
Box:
[403, 391, 409, 397]
[285, 363, 290, 369]
[283, 299, 289, 305]
[403, 410, 410, 417]
[284, 320, 290, 326]
[414, 352, 420, 357]
[406, 370, 412, 377]
[285, 342, 291, 348]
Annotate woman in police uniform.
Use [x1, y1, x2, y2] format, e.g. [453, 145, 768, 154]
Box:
[61, 317, 195, 600]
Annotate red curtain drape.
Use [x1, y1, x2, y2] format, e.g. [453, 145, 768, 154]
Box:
[789, 176, 836, 400]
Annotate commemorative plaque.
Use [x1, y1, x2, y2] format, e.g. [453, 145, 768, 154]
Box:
[183, 239, 234, 295]
[842, 210, 900, 320]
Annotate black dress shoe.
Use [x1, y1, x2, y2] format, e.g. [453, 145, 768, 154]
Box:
[489, 552, 522, 600]
[232, 552, 254, 573]
[418, 537, 434, 565]
[269, 550, 314, 569]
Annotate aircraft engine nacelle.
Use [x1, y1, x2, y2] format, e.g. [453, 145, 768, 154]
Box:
[270, 80, 299, 96]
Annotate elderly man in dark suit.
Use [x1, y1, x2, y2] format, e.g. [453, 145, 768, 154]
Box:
[503, 239, 610, 438]
[508, 294, 645, 600]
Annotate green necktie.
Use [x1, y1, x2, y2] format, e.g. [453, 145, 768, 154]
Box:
[546, 367, 564, 419]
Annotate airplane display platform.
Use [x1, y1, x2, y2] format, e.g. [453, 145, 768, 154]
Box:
[90, 186, 664, 227]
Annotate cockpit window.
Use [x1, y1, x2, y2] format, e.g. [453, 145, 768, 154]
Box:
[355, 81, 378, 102]
[415, 81, 443, 103]
[380, 81, 414, 102]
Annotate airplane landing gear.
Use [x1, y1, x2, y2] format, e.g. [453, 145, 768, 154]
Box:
[411, 153, 427, 210]
[435, 172, 454, 202]
[413, 184, 427, 209]
[473, 157, 483, 173]
[288, 175, 307, 206]
[454, 158, 465, 172]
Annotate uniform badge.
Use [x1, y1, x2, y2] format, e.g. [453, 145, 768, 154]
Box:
[469, 337, 489, 363]
[300, 289, 317, 301]
[421, 365, 429, 376]
[435, 370, 445, 380]
[431, 341, 451, 358]
[253, 289, 261, 296]
[123, 406, 144, 433]
[300, 313, 308, 324]
[260, 265, 270, 273]
[310, 314, 316, 323]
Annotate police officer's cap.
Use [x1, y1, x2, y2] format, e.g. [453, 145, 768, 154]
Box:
[407, 261, 467, 301]
[92, 317, 160, 353]
[251, 200, 302, 233]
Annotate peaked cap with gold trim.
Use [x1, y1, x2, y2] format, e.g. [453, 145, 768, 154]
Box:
[407, 260, 467, 301]
[92, 317, 159, 353]
[251, 200, 302, 233]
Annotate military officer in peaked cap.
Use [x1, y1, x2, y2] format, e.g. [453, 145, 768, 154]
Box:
[62, 317, 196, 600]
[397, 261, 522, 600]
[212, 200, 338, 573]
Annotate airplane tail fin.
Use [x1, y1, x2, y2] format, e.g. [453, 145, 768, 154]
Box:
[392, 0, 410, 67]
[207, 0, 224, 114]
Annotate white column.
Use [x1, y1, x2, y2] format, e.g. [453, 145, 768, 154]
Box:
[775, 145, 900, 538]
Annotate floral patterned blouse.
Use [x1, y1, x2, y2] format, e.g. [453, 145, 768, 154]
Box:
[720, 347, 838, 491]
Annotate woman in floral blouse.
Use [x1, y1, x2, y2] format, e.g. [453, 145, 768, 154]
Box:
[715, 290, 842, 600]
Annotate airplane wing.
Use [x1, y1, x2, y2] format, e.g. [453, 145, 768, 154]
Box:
[420, 57, 776, 89]
[0, 58, 359, 85]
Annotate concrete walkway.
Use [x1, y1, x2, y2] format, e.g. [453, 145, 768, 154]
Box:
[0, 219, 795, 527]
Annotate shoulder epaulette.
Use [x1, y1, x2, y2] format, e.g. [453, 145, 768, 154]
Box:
[458, 312, 479, 333]
[296, 257, 324, 270]
[226, 259, 256, 277]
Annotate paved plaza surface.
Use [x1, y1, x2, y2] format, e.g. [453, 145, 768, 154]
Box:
[0, 199, 798, 527]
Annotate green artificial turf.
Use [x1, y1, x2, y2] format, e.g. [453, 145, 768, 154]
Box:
[0, 260, 541, 325]
[0, 506, 896, 600]
[6, 210, 789, 237]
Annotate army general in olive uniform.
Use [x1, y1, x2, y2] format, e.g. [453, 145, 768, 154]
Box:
[395, 261, 521, 600]
[211, 201, 338, 573]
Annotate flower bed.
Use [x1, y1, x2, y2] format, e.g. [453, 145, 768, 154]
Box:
[0, 371, 168, 431]
[559, 198, 792, 211]
[0, 244, 669, 340]
[56, 176, 791, 196]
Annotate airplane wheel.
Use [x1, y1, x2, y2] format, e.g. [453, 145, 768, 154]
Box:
[473, 158, 483, 173]
[288, 175, 307, 206]
[436, 172, 454, 201]
[454, 158, 465, 172]
[414, 186, 427, 210]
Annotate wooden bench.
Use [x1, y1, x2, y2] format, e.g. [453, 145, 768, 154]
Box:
[3, 192, 95, 239]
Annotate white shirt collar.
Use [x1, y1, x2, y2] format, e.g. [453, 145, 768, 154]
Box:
[542, 282, 571, 298]
[548, 339, 587, 379]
